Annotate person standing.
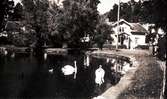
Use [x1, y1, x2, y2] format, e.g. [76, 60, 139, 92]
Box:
[157, 34, 166, 61]
[94, 65, 105, 96]
[95, 65, 105, 86]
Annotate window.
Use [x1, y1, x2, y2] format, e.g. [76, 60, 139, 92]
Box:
[135, 37, 139, 44]
[119, 27, 124, 33]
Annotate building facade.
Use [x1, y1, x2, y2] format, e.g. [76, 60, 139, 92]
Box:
[110, 19, 148, 49]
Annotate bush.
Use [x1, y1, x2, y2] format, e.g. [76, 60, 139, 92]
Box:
[135, 45, 149, 49]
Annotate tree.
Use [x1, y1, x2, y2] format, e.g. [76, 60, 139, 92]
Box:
[120, 3, 132, 22]
[107, 0, 143, 22]
[94, 24, 112, 50]
[0, 0, 7, 31]
[51, 0, 100, 48]
[0, 0, 14, 31]
[22, 0, 50, 49]
[93, 15, 113, 50]
[142, 0, 167, 32]
[108, 4, 118, 22]
[13, 3, 23, 21]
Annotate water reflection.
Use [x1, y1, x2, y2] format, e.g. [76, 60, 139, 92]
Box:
[84, 55, 90, 67]
[106, 58, 110, 63]
[0, 52, 130, 99]
[44, 52, 47, 60]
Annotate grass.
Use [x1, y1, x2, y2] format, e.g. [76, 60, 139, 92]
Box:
[118, 56, 163, 99]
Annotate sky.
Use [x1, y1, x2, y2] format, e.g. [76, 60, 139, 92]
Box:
[97, 0, 133, 14]
[13, 0, 138, 14]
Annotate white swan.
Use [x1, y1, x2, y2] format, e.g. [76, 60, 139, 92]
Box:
[61, 61, 77, 79]
[48, 68, 54, 74]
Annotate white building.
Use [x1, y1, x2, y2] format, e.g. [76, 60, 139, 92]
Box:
[110, 19, 148, 49]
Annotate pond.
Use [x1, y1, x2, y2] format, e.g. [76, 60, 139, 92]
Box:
[0, 51, 128, 99]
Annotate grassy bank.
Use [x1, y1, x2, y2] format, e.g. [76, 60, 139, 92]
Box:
[118, 56, 163, 99]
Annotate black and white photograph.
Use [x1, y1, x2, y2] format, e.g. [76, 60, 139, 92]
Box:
[0, 0, 166, 99]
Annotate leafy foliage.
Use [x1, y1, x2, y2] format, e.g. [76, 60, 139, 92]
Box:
[93, 21, 113, 50]
[108, 0, 144, 22]
[3, 0, 114, 49]
[50, 0, 100, 48]
[0, 0, 14, 31]
[12, 3, 23, 21]
[8, 31, 36, 47]
[107, 0, 167, 31]
[143, 0, 167, 32]
[22, 0, 50, 48]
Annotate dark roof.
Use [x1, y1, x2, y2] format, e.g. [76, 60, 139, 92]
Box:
[130, 23, 148, 33]
[5, 21, 21, 31]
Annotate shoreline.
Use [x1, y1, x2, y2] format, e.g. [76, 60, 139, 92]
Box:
[91, 49, 164, 99]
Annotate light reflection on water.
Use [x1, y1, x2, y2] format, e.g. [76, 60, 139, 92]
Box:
[0, 52, 128, 99]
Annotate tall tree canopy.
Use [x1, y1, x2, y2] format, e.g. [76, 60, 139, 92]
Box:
[0, 0, 14, 31]
[142, 0, 167, 32]
[108, 0, 143, 22]
[107, 0, 167, 31]
[12, 2, 23, 21]
[22, 0, 50, 48]
[51, 0, 100, 48]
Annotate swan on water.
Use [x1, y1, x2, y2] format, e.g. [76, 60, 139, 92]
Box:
[61, 60, 77, 79]
[48, 68, 54, 74]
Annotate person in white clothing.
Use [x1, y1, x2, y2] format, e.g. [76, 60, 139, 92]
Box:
[95, 65, 105, 86]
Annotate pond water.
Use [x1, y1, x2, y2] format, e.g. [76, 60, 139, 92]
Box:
[0, 51, 125, 99]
